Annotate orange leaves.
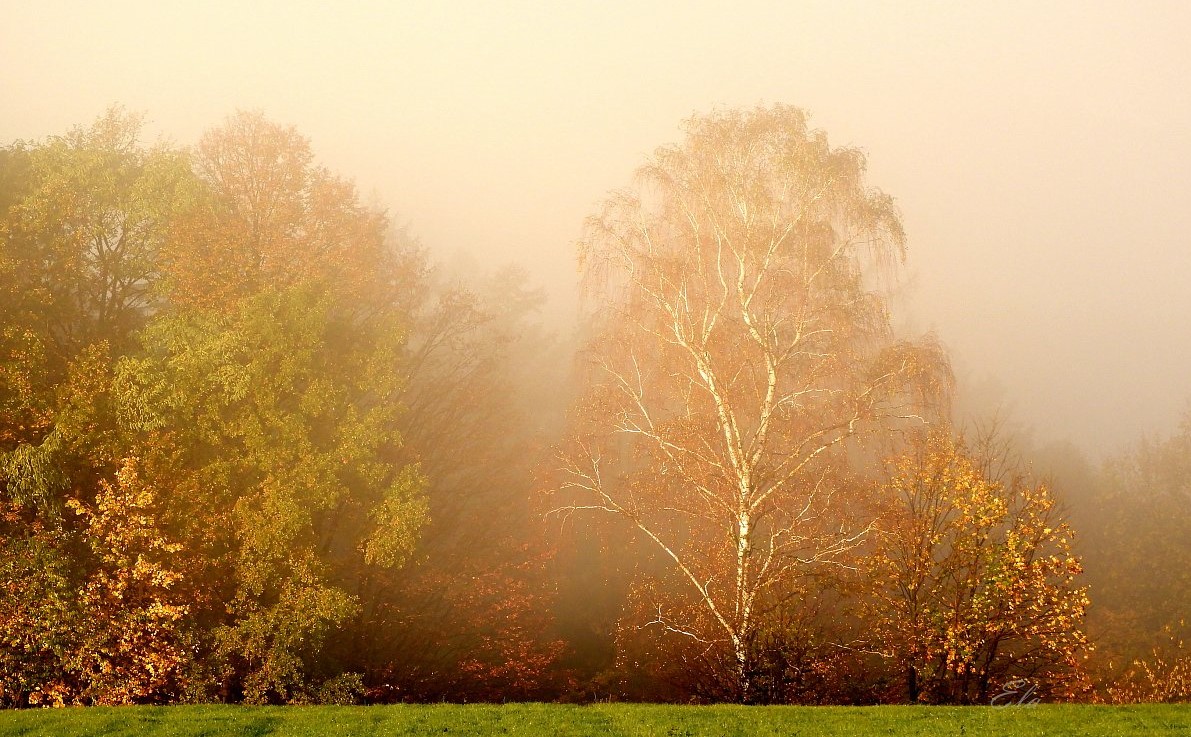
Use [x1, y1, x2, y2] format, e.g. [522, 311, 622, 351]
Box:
[66, 457, 190, 704]
[163, 111, 394, 313]
[70, 458, 185, 588]
[561, 104, 952, 703]
[869, 432, 1091, 703]
[0, 457, 190, 706]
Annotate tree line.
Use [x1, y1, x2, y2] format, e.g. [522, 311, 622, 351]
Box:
[1, 105, 1187, 706]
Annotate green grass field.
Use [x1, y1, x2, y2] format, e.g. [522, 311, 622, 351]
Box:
[1, 704, 1189, 737]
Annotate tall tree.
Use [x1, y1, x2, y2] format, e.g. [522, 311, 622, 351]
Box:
[163, 111, 396, 312]
[556, 105, 948, 702]
[0, 112, 197, 706]
[0, 108, 196, 362]
[0, 109, 432, 705]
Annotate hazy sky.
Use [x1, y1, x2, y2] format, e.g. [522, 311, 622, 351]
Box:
[3, 1, 1189, 456]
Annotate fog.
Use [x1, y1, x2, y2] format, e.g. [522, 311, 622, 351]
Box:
[3, 0, 1189, 456]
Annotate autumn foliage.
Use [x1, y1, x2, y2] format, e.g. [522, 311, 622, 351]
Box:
[0, 105, 1186, 707]
[866, 432, 1090, 703]
[0, 109, 560, 707]
[558, 105, 948, 702]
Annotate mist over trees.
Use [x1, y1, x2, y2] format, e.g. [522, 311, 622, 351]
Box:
[1, 105, 1188, 707]
[556, 106, 948, 702]
[0, 110, 562, 706]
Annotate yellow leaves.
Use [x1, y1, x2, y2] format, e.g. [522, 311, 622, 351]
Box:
[873, 432, 1091, 700]
[362, 466, 429, 569]
[25, 681, 70, 708]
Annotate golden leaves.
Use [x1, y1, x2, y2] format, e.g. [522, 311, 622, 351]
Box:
[870, 432, 1091, 702]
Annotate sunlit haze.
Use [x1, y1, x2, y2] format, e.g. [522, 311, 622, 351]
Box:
[3, 0, 1189, 455]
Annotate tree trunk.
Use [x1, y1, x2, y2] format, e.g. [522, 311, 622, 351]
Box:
[733, 637, 752, 704]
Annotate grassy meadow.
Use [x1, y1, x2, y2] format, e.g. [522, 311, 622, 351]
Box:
[0, 704, 1188, 736]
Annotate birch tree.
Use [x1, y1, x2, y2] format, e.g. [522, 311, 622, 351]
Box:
[557, 105, 949, 702]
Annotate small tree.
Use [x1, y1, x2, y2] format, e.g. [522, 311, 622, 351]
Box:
[556, 105, 947, 702]
[868, 432, 1090, 703]
[65, 458, 190, 705]
[1106, 623, 1191, 703]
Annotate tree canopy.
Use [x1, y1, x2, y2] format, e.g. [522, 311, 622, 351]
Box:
[558, 105, 950, 702]
[3, 103, 1186, 707]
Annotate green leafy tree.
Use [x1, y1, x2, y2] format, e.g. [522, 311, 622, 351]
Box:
[0, 109, 198, 707]
[0, 501, 80, 706]
[114, 284, 426, 703]
[1, 108, 197, 362]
